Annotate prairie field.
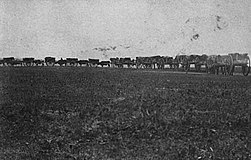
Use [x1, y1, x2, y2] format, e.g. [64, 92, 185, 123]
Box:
[0, 67, 251, 160]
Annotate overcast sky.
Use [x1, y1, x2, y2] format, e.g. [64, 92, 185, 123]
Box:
[0, 0, 250, 60]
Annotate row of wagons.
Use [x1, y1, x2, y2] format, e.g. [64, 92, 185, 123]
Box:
[110, 53, 250, 76]
[0, 57, 110, 67]
[0, 53, 250, 76]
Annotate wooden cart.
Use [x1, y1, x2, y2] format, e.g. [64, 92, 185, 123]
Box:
[229, 53, 250, 76]
[45, 57, 56, 66]
[23, 58, 35, 66]
[206, 55, 233, 75]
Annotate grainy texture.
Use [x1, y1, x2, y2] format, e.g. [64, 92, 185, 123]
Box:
[0, 0, 250, 59]
[0, 67, 251, 159]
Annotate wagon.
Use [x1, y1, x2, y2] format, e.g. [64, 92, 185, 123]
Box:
[162, 56, 174, 69]
[206, 55, 233, 75]
[23, 58, 35, 66]
[136, 57, 152, 69]
[110, 58, 121, 68]
[56, 58, 67, 66]
[120, 57, 133, 68]
[228, 53, 250, 76]
[88, 58, 99, 67]
[148, 56, 161, 69]
[78, 60, 89, 66]
[177, 54, 208, 73]
[98, 61, 110, 67]
[174, 55, 189, 71]
[45, 57, 56, 66]
[66, 58, 78, 66]
[34, 59, 44, 66]
[2, 57, 23, 66]
[185, 55, 198, 72]
[3, 57, 15, 66]
[193, 54, 208, 72]
[131, 59, 137, 67]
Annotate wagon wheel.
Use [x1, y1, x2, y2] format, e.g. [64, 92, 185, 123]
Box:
[6, 62, 13, 66]
[242, 57, 250, 76]
[67, 62, 76, 66]
[6, 62, 14, 66]
[46, 61, 55, 66]
[37, 61, 43, 66]
[26, 62, 34, 67]
[73, 62, 78, 67]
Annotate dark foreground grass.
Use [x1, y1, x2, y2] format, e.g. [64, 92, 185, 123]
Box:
[0, 67, 251, 160]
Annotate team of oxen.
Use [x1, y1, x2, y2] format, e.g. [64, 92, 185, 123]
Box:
[0, 53, 250, 76]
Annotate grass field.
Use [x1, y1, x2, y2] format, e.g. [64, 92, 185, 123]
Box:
[0, 67, 251, 160]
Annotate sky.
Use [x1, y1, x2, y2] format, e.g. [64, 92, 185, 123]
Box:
[0, 0, 250, 60]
